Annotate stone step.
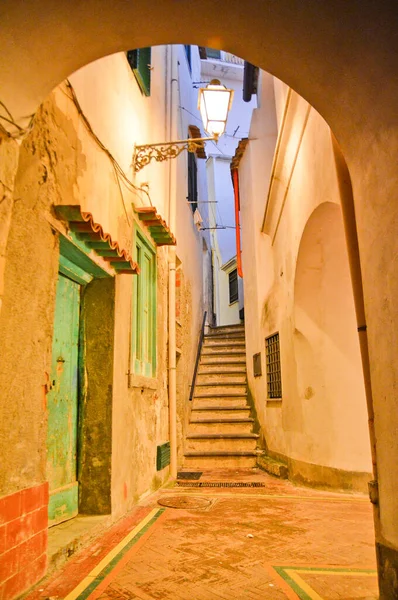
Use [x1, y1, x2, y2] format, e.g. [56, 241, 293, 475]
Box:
[185, 434, 258, 453]
[207, 324, 245, 334]
[200, 356, 246, 365]
[196, 373, 247, 385]
[202, 346, 246, 355]
[194, 383, 247, 395]
[193, 396, 248, 409]
[189, 419, 254, 434]
[183, 452, 257, 469]
[204, 339, 246, 348]
[205, 329, 245, 337]
[190, 407, 251, 419]
[198, 364, 247, 374]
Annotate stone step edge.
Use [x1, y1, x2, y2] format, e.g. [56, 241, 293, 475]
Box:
[190, 418, 254, 424]
[257, 453, 289, 479]
[207, 324, 245, 331]
[195, 382, 247, 387]
[200, 360, 246, 365]
[204, 334, 245, 340]
[184, 451, 257, 457]
[186, 433, 259, 440]
[202, 350, 246, 355]
[191, 406, 250, 412]
[198, 363, 246, 375]
[204, 341, 246, 346]
[194, 393, 247, 398]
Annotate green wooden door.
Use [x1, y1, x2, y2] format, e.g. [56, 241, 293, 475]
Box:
[47, 273, 80, 526]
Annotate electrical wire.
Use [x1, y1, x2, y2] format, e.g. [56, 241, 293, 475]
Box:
[178, 105, 249, 139]
[63, 80, 153, 211]
[0, 100, 35, 139]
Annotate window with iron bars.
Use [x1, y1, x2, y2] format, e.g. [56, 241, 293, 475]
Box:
[265, 332, 282, 399]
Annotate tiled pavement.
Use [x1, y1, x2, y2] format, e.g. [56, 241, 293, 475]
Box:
[26, 470, 378, 600]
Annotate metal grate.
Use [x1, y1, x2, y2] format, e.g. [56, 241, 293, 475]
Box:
[156, 442, 170, 471]
[176, 482, 266, 488]
[253, 352, 262, 377]
[265, 332, 282, 399]
[177, 471, 202, 480]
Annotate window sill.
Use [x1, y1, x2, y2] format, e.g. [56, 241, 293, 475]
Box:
[129, 374, 158, 390]
[266, 398, 282, 406]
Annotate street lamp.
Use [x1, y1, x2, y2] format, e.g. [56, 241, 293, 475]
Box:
[198, 79, 234, 137]
[133, 79, 234, 172]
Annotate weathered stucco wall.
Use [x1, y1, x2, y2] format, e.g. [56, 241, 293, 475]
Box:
[0, 131, 19, 318]
[240, 77, 372, 489]
[0, 47, 206, 524]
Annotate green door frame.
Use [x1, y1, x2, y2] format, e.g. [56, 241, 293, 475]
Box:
[47, 233, 111, 526]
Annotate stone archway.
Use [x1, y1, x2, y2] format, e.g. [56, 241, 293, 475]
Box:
[2, 1, 398, 594]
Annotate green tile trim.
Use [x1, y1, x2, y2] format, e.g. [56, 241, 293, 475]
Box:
[273, 565, 377, 600]
[273, 566, 314, 600]
[76, 508, 165, 599]
[60, 235, 111, 280]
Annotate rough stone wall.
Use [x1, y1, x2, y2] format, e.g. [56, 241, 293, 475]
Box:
[0, 86, 181, 515]
[0, 130, 19, 318]
[0, 101, 67, 497]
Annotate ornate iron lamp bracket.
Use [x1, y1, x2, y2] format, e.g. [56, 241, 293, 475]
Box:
[132, 135, 218, 172]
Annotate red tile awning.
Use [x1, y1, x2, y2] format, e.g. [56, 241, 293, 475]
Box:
[54, 205, 140, 274]
[135, 207, 176, 246]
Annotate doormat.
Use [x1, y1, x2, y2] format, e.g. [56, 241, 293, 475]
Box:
[176, 471, 203, 480]
[176, 481, 266, 488]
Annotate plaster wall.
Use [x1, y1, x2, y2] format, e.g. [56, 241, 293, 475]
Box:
[239, 72, 278, 444]
[217, 258, 240, 326]
[240, 78, 372, 482]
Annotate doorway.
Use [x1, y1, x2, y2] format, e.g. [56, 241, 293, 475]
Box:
[47, 272, 81, 527]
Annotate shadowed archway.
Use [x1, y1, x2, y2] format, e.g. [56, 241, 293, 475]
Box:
[2, 2, 398, 595]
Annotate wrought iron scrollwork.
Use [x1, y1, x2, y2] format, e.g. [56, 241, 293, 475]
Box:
[133, 136, 217, 172]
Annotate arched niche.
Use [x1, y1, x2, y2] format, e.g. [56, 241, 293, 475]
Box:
[293, 201, 371, 474]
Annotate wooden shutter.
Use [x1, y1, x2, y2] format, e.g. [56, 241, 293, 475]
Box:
[229, 269, 238, 303]
[127, 48, 151, 96]
[188, 152, 198, 213]
[132, 230, 157, 377]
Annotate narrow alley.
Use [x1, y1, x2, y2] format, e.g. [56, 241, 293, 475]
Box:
[26, 470, 377, 600]
[2, 3, 398, 599]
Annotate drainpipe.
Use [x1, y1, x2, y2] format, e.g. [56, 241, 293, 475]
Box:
[168, 45, 178, 479]
[232, 168, 243, 278]
[331, 134, 378, 494]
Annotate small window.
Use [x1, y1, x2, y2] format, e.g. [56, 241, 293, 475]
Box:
[229, 269, 238, 304]
[132, 228, 157, 377]
[127, 48, 151, 96]
[265, 333, 282, 399]
[184, 45, 192, 73]
[187, 151, 198, 213]
[206, 48, 221, 60]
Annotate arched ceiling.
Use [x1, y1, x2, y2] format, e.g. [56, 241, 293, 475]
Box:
[1, 0, 398, 161]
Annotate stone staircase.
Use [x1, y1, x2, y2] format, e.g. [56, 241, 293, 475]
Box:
[183, 323, 258, 469]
